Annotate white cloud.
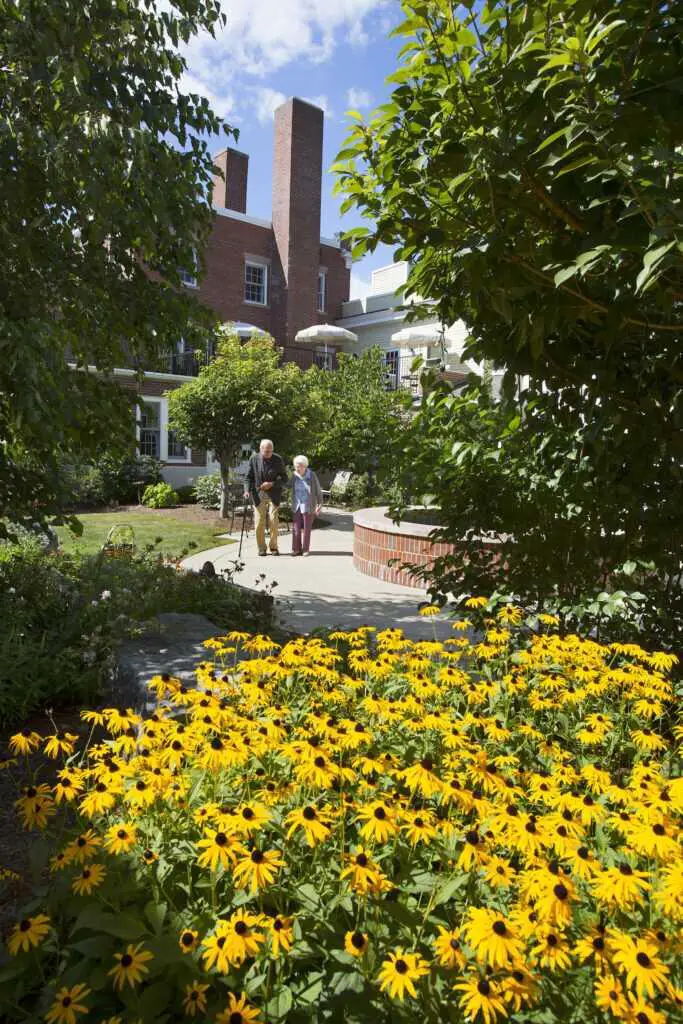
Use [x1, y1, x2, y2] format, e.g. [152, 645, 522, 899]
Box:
[346, 87, 371, 110]
[181, 1, 385, 86]
[179, 71, 236, 121]
[350, 269, 373, 300]
[254, 87, 287, 124]
[348, 20, 369, 47]
[303, 94, 333, 118]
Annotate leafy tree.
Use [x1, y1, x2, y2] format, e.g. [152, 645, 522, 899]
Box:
[310, 348, 410, 482]
[0, 0, 231, 532]
[336, 0, 683, 643]
[168, 330, 320, 517]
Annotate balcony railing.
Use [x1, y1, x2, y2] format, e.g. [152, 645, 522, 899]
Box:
[280, 345, 338, 372]
[383, 356, 469, 394]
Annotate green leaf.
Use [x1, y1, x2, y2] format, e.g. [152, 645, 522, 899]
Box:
[554, 265, 579, 286]
[144, 900, 167, 934]
[266, 985, 294, 1020]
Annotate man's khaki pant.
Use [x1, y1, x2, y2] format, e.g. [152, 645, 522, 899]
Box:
[255, 496, 280, 553]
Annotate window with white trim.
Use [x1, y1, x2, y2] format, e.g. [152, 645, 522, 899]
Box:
[139, 401, 162, 457]
[244, 260, 268, 305]
[317, 270, 327, 312]
[137, 397, 191, 463]
[179, 249, 198, 288]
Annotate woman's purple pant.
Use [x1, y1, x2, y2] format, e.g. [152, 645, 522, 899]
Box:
[292, 509, 314, 553]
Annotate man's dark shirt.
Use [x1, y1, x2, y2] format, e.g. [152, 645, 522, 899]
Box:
[246, 452, 288, 507]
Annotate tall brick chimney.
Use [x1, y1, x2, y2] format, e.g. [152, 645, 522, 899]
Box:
[212, 148, 249, 213]
[271, 98, 323, 345]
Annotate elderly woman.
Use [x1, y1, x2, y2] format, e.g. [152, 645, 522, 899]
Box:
[290, 455, 323, 557]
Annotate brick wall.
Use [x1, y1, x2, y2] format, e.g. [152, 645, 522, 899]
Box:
[212, 148, 249, 213]
[320, 243, 351, 322]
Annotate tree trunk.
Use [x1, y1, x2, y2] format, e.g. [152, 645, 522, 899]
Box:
[219, 457, 231, 519]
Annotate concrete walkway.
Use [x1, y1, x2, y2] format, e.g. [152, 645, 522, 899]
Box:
[182, 509, 453, 640]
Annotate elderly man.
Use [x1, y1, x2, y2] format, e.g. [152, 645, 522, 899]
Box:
[245, 439, 288, 556]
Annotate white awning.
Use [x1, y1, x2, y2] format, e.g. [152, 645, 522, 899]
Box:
[390, 324, 444, 348]
[224, 321, 268, 339]
[295, 323, 359, 344]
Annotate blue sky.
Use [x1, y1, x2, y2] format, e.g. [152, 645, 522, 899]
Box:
[181, 0, 404, 298]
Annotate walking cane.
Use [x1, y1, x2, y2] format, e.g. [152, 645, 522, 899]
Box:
[238, 492, 250, 559]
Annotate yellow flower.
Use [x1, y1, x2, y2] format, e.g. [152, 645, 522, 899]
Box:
[464, 596, 488, 608]
[462, 908, 524, 968]
[285, 805, 332, 846]
[108, 943, 153, 990]
[232, 847, 283, 892]
[433, 926, 465, 969]
[179, 928, 199, 954]
[72, 862, 107, 896]
[182, 982, 209, 1017]
[356, 800, 398, 843]
[65, 829, 102, 864]
[340, 849, 385, 894]
[215, 992, 262, 1024]
[7, 913, 51, 955]
[103, 822, 137, 855]
[195, 828, 241, 873]
[201, 911, 265, 972]
[594, 975, 628, 1015]
[45, 983, 91, 1024]
[43, 731, 79, 759]
[344, 930, 369, 957]
[454, 974, 508, 1024]
[8, 729, 42, 756]
[418, 604, 440, 617]
[267, 916, 295, 957]
[611, 935, 670, 999]
[377, 948, 429, 1000]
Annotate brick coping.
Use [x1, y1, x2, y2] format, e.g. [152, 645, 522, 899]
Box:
[352, 506, 505, 546]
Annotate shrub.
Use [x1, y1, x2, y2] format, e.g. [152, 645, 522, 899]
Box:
[194, 472, 222, 510]
[175, 484, 197, 504]
[0, 545, 271, 727]
[2, 608, 680, 1023]
[142, 482, 178, 508]
[60, 455, 164, 508]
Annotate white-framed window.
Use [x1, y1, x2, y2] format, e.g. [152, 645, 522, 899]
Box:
[383, 348, 400, 390]
[317, 269, 327, 312]
[139, 401, 162, 457]
[136, 397, 191, 464]
[244, 260, 268, 305]
[179, 249, 198, 288]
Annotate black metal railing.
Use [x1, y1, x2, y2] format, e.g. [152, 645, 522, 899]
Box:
[162, 344, 340, 377]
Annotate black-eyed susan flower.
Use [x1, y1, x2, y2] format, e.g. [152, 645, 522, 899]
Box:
[43, 731, 79, 759]
[376, 948, 429, 1000]
[340, 848, 384, 894]
[433, 926, 465, 969]
[65, 829, 101, 864]
[103, 822, 137, 855]
[356, 800, 398, 843]
[202, 911, 265, 972]
[79, 781, 117, 818]
[267, 915, 294, 957]
[15, 783, 56, 830]
[462, 907, 524, 968]
[594, 975, 628, 1015]
[182, 981, 209, 1017]
[215, 991, 262, 1024]
[344, 930, 369, 958]
[108, 943, 153, 990]
[232, 847, 283, 892]
[72, 862, 106, 896]
[285, 805, 332, 846]
[8, 729, 41, 756]
[233, 802, 271, 836]
[454, 974, 507, 1024]
[7, 913, 50, 955]
[532, 929, 572, 971]
[611, 935, 670, 998]
[141, 847, 158, 865]
[195, 829, 240, 873]
[44, 983, 91, 1024]
[402, 809, 438, 846]
[623, 993, 667, 1024]
[592, 864, 651, 909]
[179, 929, 199, 954]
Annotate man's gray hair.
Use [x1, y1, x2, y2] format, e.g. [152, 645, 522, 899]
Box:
[259, 438, 274, 450]
[293, 454, 309, 468]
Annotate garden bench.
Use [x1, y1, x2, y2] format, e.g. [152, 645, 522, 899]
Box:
[321, 470, 352, 503]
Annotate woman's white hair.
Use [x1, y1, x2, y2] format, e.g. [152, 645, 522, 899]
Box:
[293, 454, 309, 468]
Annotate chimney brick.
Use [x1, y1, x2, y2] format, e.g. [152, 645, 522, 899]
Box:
[272, 98, 323, 345]
[212, 148, 249, 213]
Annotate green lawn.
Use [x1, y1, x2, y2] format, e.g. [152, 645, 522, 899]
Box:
[55, 512, 233, 559]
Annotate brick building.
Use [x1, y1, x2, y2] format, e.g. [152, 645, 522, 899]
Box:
[131, 97, 352, 487]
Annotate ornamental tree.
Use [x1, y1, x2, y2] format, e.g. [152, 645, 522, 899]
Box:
[336, 0, 683, 642]
[310, 348, 411, 479]
[168, 330, 320, 517]
[0, 0, 231, 532]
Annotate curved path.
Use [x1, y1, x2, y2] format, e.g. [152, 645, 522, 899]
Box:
[182, 508, 453, 640]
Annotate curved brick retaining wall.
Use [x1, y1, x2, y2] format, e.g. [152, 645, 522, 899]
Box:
[353, 507, 457, 589]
